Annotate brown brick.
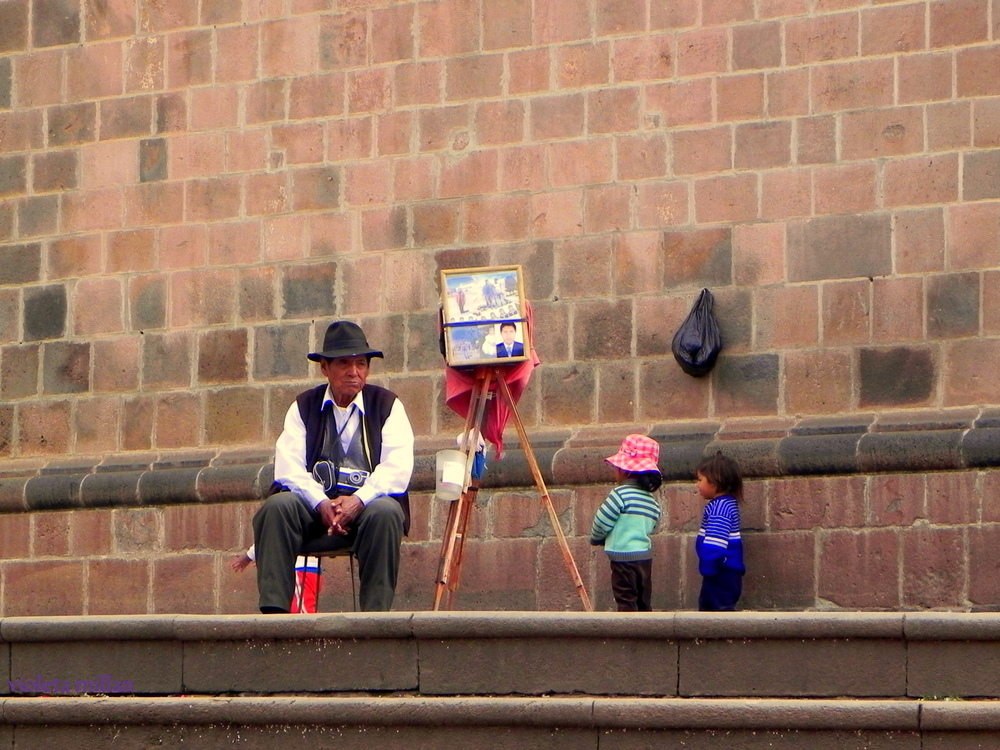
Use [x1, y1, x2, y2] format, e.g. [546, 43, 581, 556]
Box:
[814, 163, 877, 215]
[348, 68, 390, 114]
[72, 278, 124, 337]
[167, 29, 212, 87]
[155, 91, 186, 132]
[673, 127, 731, 175]
[113, 508, 161, 554]
[756, 286, 820, 349]
[205, 387, 265, 445]
[717, 73, 765, 121]
[197, 329, 248, 384]
[651, 0, 697, 27]
[122, 394, 154, 450]
[734, 121, 791, 169]
[245, 79, 286, 125]
[16, 194, 56, 238]
[584, 185, 629, 234]
[0, 513, 30, 558]
[142, 330, 192, 389]
[588, 88, 638, 135]
[795, 116, 836, 164]
[92, 337, 139, 392]
[0, 155, 26, 197]
[5, 561, 84, 616]
[596, 361, 635, 423]
[0, 0, 29, 53]
[771, 476, 864, 531]
[153, 554, 216, 614]
[742, 532, 814, 609]
[0, 289, 17, 343]
[646, 79, 713, 126]
[169, 269, 236, 326]
[767, 68, 809, 117]
[872, 277, 923, 343]
[213, 25, 258, 83]
[785, 348, 852, 414]
[445, 54, 503, 102]
[530, 94, 585, 140]
[861, 4, 925, 55]
[930, 0, 988, 46]
[761, 169, 811, 220]
[928, 272, 979, 339]
[903, 526, 964, 608]
[616, 133, 666, 181]
[788, 214, 891, 282]
[74, 395, 120, 453]
[812, 59, 894, 112]
[14, 50, 61, 109]
[376, 110, 413, 155]
[155, 391, 200, 449]
[613, 231, 663, 295]
[573, 298, 631, 361]
[18, 400, 71, 455]
[412, 204, 458, 248]
[661, 227, 731, 289]
[68, 509, 112, 556]
[164, 504, 242, 552]
[819, 529, 900, 608]
[509, 48, 550, 94]
[984, 271, 1000, 334]
[208, 222, 261, 267]
[291, 166, 341, 211]
[714, 353, 780, 416]
[88, 559, 149, 615]
[32, 150, 77, 193]
[185, 176, 241, 221]
[34, 0, 81, 46]
[319, 12, 367, 68]
[964, 149, 1000, 201]
[124, 181, 183, 226]
[945, 339, 1000, 405]
[481, 0, 530, 49]
[540, 363, 595, 425]
[694, 174, 757, 223]
[638, 360, 709, 420]
[554, 236, 612, 298]
[786, 12, 858, 64]
[733, 223, 784, 286]
[970, 525, 1000, 605]
[860, 346, 935, 407]
[463, 194, 530, 243]
[733, 22, 781, 70]
[886, 154, 959, 207]
[868, 473, 924, 527]
[677, 28, 726, 76]
[926, 471, 978, 525]
[1, 344, 39, 400]
[502, 145, 546, 193]
[894, 208, 945, 274]
[33, 510, 71, 556]
[238, 266, 276, 322]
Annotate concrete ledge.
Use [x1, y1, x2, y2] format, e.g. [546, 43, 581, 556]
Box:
[0, 697, 927, 730]
[2, 410, 999, 514]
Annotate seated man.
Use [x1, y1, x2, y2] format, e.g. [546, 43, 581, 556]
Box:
[253, 320, 414, 612]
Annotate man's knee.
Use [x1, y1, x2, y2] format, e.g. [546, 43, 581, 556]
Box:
[361, 496, 404, 525]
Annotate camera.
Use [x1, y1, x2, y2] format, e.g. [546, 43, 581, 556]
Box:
[312, 461, 369, 495]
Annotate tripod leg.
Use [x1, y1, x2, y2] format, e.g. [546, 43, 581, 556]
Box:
[495, 371, 593, 611]
[433, 368, 491, 611]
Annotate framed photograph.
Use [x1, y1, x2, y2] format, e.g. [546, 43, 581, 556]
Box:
[441, 265, 530, 367]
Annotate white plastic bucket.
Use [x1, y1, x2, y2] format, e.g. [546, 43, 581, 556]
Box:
[435, 449, 466, 501]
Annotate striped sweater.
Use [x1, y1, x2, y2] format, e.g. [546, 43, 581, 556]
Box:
[590, 484, 661, 562]
[696, 494, 745, 576]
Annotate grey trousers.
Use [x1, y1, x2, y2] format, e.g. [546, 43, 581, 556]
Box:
[252, 492, 404, 612]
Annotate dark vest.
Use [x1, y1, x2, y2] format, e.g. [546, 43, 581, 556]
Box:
[269, 384, 411, 535]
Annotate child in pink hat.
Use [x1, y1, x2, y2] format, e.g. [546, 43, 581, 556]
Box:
[590, 434, 663, 611]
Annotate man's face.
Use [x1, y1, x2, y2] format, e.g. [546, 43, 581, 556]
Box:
[501, 326, 516, 345]
[320, 355, 370, 407]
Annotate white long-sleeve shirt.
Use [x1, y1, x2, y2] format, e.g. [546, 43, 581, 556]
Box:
[273, 385, 414, 511]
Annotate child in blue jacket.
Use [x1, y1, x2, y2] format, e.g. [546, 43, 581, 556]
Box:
[590, 434, 662, 611]
[695, 452, 745, 611]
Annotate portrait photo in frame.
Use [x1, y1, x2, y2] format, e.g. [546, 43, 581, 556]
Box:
[441, 265, 530, 367]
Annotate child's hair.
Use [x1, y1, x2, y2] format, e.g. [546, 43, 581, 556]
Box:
[622, 470, 663, 493]
[696, 452, 743, 500]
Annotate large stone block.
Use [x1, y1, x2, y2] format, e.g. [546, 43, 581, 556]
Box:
[420, 637, 678, 696]
[928, 272, 980, 338]
[23, 284, 66, 341]
[662, 227, 732, 288]
[679, 638, 905, 697]
[41, 341, 90, 394]
[909, 641, 1000, 697]
[859, 347, 934, 407]
[183, 639, 419, 693]
[787, 214, 891, 282]
[10, 641, 180, 694]
[713, 353, 779, 417]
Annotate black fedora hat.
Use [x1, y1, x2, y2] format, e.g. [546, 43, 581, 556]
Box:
[307, 321, 384, 362]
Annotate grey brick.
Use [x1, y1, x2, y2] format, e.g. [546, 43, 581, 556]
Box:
[42, 341, 90, 394]
[23, 284, 67, 341]
[253, 324, 310, 380]
[928, 272, 979, 339]
[788, 214, 891, 282]
[859, 347, 934, 407]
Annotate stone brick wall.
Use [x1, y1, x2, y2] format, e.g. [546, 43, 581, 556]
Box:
[3, 465, 1000, 615]
[2, 0, 1000, 613]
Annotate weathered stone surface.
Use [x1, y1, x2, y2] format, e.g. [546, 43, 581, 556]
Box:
[662, 227, 732, 289]
[858, 430, 964, 472]
[713, 354, 779, 417]
[778, 433, 861, 475]
[282, 263, 336, 318]
[0, 243, 41, 286]
[23, 285, 67, 342]
[859, 347, 935, 407]
[788, 214, 892, 282]
[23, 473, 84, 510]
[253, 324, 310, 380]
[10, 641, 181, 694]
[139, 138, 167, 182]
[41, 341, 90, 394]
[927, 272, 980, 338]
[32, 0, 80, 47]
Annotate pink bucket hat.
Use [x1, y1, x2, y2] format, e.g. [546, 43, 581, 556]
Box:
[605, 434, 660, 474]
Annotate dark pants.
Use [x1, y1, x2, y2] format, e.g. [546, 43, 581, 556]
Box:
[610, 559, 653, 611]
[699, 568, 743, 611]
[253, 492, 404, 612]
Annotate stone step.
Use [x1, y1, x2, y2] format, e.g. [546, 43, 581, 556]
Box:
[3, 696, 1000, 749]
[3, 611, 1000, 700]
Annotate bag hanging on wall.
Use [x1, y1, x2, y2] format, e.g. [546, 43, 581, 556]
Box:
[671, 288, 722, 377]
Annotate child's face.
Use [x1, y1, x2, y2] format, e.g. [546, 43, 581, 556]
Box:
[696, 472, 719, 500]
[613, 466, 627, 483]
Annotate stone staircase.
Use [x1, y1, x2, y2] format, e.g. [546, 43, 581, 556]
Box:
[3, 611, 1000, 748]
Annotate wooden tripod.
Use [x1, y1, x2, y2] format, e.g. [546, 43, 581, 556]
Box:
[432, 367, 593, 611]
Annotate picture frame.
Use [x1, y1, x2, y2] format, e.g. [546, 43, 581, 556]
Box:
[440, 265, 530, 367]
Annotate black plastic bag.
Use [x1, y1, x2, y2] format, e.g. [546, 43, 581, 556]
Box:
[672, 288, 722, 377]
